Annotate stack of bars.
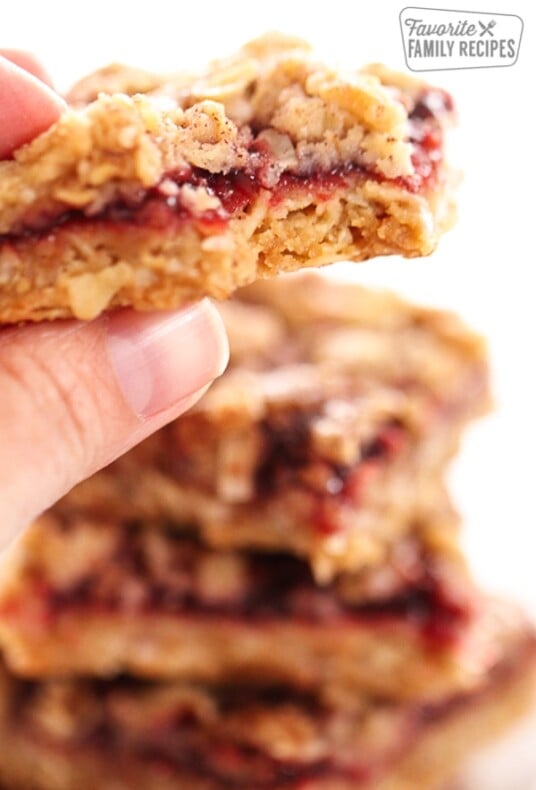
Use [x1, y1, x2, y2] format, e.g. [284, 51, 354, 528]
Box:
[0, 275, 534, 789]
[0, 33, 534, 790]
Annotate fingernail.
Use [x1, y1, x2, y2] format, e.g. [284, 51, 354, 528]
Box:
[105, 301, 229, 418]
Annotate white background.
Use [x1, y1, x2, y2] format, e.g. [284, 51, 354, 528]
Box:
[3, 0, 536, 782]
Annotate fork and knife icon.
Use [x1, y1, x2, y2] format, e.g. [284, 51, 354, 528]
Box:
[479, 19, 496, 36]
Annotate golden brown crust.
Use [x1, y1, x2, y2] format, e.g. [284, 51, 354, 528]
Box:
[0, 622, 533, 790]
[0, 34, 455, 323]
[60, 275, 489, 579]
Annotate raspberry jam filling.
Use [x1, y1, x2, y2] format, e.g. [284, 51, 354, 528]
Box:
[162, 413, 409, 536]
[3, 528, 472, 648]
[12, 643, 530, 790]
[256, 417, 406, 501]
[12, 681, 411, 787]
[3, 88, 451, 240]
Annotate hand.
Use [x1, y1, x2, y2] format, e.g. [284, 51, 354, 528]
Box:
[0, 53, 229, 547]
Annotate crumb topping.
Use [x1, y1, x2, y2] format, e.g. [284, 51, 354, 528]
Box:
[0, 34, 453, 238]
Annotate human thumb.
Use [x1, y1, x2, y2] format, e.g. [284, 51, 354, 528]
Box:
[0, 301, 229, 547]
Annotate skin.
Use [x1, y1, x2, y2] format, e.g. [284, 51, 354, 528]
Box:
[0, 53, 230, 547]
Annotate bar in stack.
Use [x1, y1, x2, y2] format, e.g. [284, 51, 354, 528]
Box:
[56, 274, 490, 579]
[0, 274, 533, 789]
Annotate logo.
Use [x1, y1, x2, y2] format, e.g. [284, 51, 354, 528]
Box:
[400, 7, 523, 71]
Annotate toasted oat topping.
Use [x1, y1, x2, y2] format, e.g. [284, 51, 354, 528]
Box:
[0, 33, 451, 237]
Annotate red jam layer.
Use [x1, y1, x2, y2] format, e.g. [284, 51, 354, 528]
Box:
[2, 88, 450, 241]
[162, 412, 410, 536]
[13, 642, 530, 790]
[13, 681, 411, 788]
[1, 528, 473, 648]
[253, 418, 407, 503]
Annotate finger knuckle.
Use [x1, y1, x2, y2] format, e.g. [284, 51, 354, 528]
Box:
[0, 342, 106, 480]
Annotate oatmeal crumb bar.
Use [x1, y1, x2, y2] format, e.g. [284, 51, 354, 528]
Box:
[0, 607, 532, 790]
[61, 274, 489, 580]
[0, 507, 485, 702]
[0, 34, 456, 323]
